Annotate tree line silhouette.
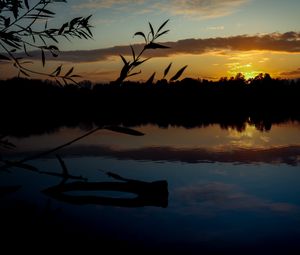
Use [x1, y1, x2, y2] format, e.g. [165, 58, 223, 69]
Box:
[0, 73, 299, 137]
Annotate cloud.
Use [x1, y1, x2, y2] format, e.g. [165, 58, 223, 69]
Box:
[207, 26, 225, 30]
[157, 0, 249, 19]
[280, 68, 300, 76]
[74, 0, 248, 19]
[74, 0, 144, 9]
[35, 31, 299, 63]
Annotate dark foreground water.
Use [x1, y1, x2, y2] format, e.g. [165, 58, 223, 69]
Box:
[1, 122, 300, 254]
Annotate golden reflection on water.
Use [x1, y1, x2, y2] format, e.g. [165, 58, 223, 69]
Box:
[7, 122, 300, 153]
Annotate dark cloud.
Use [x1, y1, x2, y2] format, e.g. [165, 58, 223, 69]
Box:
[37, 145, 300, 166]
[281, 67, 300, 76]
[21, 32, 300, 63]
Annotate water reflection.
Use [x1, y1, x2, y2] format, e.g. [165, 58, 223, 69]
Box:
[1, 122, 300, 254]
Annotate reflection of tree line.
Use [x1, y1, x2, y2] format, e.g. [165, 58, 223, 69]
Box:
[0, 126, 168, 208]
[0, 74, 299, 136]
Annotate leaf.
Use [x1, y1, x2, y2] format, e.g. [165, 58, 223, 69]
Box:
[149, 22, 154, 40]
[24, 0, 29, 9]
[105, 126, 144, 136]
[45, 32, 58, 43]
[55, 79, 63, 86]
[0, 54, 10, 61]
[23, 43, 31, 57]
[132, 57, 150, 67]
[12, 1, 19, 19]
[3, 39, 21, 49]
[64, 67, 74, 77]
[120, 54, 128, 65]
[134, 31, 147, 43]
[85, 26, 93, 37]
[170, 65, 188, 82]
[20, 69, 30, 77]
[145, 42, 170, 49]
[130, 45, 135, 61]
[106, 172, 125, 181]
[51, 65, 62, 76]
[4, 17, 10, 28]
[155, 29, 170, 39]
[56, 155, 69, 176]
[146, 72, 156, 85]
[36, 8, 55, 15]
[4, 160, 39, 172]
[58, 22, 68, 35]
[163, 62, 172, 79]
[41, 49, 45, 67]
[157, 19, 170, 34]
[48, 45, 59, 57]
[70, 17, 82, 29]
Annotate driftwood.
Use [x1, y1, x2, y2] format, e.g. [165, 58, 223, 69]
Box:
[43, 179, 168, 208]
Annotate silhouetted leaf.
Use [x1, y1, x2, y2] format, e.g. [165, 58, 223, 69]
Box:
[12, 1, 19, 19]
[45, 31, 58, 43]
[20, 69, 29, 77]
[134, 31, 147, 43]
[170, 65, 188, 82]
[0, 54, 10, 61]
[120, 54, 128, 65]
[56, 155, 69, 176]
[155, 29, 170, 39]
[145, 42, 169, 49]
[51, 65, 62, 76]
[163, 62, 172, 79]
[24, 0, 29, 9]
[4, 160, 39, 172]
[4, 17, 10, 27]
[49, 46, 59, 57]
[157, 19, 170, 34]
[146, 72, 156, 84]
[3, 38, 21, 49]
[149, 22, 154, 39]
[55, 79, 63, 86]
[65, 67, 74, 77]
[41, 49, 45, 67]
[106, 172, 124, 181]
[26, 14, 53, 19]
[130, 45, 136, 61]
[70, 17, 82, 29]
[58, 22, 68, 35]
[36, 8, 55, 15]
[23, 43, 31, 57]
[105, 126, 144, 136]
[85, 26, 93, 37]
[132, 57, 150, 67]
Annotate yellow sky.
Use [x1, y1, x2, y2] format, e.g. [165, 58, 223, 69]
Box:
[1, 0, 300, 82]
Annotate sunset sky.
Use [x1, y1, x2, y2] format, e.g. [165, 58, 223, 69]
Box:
[1, 0, 300, 82]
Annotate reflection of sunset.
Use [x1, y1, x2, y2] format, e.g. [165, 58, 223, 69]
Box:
[228, 123, 268, 148]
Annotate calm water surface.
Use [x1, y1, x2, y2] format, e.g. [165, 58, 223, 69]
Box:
[1, 122, 300, 254]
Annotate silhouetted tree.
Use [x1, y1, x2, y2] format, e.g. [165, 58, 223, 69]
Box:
[0, 0, 93, 84]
